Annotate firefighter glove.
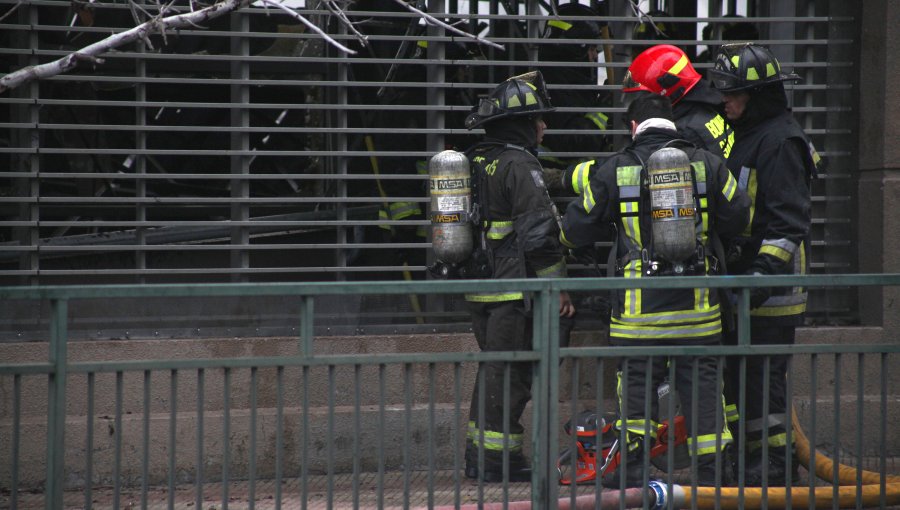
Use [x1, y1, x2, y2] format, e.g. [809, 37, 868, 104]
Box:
[748, 271, 772, 309]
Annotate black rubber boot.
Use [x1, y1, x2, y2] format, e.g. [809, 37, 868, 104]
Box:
[745, 446, 798, 487]
[696, 453, 735, 488]
[600, 446, 644, 489]
[464, 443, 478, 479]
[465, 449, 531, 483]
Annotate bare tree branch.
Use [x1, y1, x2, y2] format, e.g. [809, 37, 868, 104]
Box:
[390, 0, 505, 51]
[0, 0, 23, 23]
[324, 0, 369, 48]
[0, 0, 254, 93]
[0, 0, 505, 93]
[256, 0, 357, 55]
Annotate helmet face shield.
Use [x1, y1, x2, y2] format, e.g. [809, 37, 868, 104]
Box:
[621, 69, 650, 94]
[708, 68, 745, 92]
[476, 97, 500, 117]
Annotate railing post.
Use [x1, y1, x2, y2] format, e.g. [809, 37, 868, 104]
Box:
[300, 295, 315, 357]
[530, 284, 555, 508]
[545, 281, 561, 507]
[46, 298, 68, 510]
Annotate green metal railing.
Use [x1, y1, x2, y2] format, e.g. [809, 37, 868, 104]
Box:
[1, 273, 898, 509]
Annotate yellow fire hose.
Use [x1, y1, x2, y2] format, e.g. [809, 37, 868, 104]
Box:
[683, 409, 900, 509]
[430, 409, 900, 510]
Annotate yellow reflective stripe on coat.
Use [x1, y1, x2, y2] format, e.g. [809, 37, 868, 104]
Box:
[725, 403, 739, 423]
[582, 181, 597, 213]
[378, 201, 422, 230]
[752, 240, 807, 317]
[612, 305, 721, 324]
[485, 220, 513, 240]
[610, 320, 722, 339]
[465, 292, 524, 302]
[536, 256, 567, 278]
[721, 168, 739, 202]
[571, 160, 595, 195]
[759, 238, 798, 263]
[584, 111, 609, 130]
[622, 259, 641, 316]
[691, 162, 710, 241]
[380, 201, 422, 220]
[616, 166, 643, 264]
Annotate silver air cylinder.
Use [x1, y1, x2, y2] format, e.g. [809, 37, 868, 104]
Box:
[429, 150, 473, 264]
[647, 147, 696, 264]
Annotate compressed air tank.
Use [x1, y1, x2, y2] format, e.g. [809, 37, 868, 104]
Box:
[429, 150, 473, 264]
[647, 147, 696, 264]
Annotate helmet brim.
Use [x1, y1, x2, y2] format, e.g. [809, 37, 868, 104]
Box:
[709, 68, 803, 92]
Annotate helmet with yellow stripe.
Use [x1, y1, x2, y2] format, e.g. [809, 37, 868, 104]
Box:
[709, 42, 801, 92]
[622, 44, 701, 104]
[465, 71, 555, 130]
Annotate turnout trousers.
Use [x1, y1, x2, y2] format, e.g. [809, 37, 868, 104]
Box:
[724, 323, 795, 453]
[613, 335, 730, 460]
[465, 300, 532, 468]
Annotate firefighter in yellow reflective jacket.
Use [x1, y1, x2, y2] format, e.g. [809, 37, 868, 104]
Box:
[560, 94, 750, 488]
[462, 71, 576, 483]
[710, 43, 824, 487]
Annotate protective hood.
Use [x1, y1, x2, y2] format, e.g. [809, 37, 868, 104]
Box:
[732, 81, 789, 129]
[483, 116, 539, 150]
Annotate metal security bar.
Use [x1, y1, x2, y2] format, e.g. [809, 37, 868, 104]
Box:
[0, 0, 859, 326]
[0, 273, 898, 509]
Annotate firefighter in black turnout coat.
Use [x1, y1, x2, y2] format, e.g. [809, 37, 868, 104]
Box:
[560, 94, 750, 488]
[710, 42, 824, 487]
[462, 71, 576, 483]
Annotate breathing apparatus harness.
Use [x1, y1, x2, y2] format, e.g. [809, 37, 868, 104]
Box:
[607, 140, 710, 278]
[429, 141, 541, 281]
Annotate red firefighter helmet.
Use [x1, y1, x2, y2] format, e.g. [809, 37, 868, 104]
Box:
[622, 44, 701, 104]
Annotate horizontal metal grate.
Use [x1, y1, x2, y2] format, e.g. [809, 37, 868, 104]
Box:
[0, 0, 858, 326]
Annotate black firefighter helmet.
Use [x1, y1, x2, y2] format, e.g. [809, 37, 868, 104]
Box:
[709, 42, 801, 92]
[465, 71, 555, 130]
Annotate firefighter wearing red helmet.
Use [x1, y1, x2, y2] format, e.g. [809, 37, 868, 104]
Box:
[623, 44, 734, 160]
[462, 71, 576, 483]
[563, 44, 734, 199]
[711, 42, 825, 487]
